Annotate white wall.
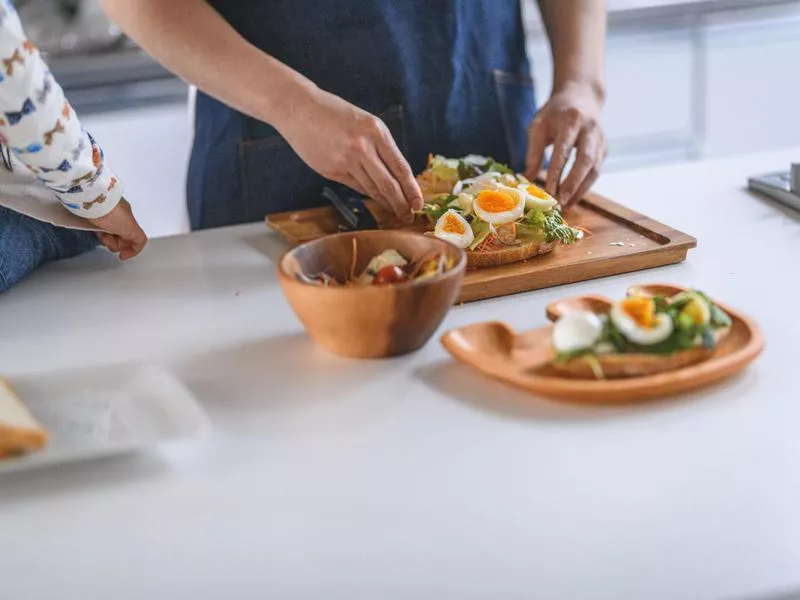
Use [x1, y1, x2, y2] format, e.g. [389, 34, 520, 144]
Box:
[81, 103, 193, 238]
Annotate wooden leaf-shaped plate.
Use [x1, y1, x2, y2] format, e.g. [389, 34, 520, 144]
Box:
[441, 284, 764, 403]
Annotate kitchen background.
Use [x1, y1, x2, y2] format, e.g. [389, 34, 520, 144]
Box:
[20, 0, 800, 238]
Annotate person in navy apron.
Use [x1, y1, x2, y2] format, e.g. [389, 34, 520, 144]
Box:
[103, 1, 607, 230]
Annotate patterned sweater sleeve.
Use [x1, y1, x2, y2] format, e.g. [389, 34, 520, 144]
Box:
[0, 2, 122, 219]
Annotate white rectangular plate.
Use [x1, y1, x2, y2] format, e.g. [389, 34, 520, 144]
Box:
[0, 364, 211, 474]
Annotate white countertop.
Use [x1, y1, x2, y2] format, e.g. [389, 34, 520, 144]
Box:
[1, 147, 799, 600]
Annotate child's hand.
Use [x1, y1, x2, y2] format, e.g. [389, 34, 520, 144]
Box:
[89, 198, 148, 260]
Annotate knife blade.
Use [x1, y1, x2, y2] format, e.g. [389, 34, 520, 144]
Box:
[323, 186, 379, 231]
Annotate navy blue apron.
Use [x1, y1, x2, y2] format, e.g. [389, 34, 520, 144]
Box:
[188, 0, 536, 230]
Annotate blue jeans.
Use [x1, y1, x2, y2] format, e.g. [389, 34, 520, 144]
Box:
[0, 206, 98, 293]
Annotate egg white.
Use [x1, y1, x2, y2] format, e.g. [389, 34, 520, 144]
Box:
[610, 302, 674, 346]
[552, 311, 604, 353]
[462, 154, 490, 167]
[434, 209, 474, 249]
[453, 171, 502, 196]
[517, 183, 557, 211]
[473, 187, 526, 225]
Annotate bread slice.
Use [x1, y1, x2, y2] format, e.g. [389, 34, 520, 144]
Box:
[365, 200, 559, 268]
[550, 328, 731, 379]
[467, 239, 556, 268]
[0, 379, 48, 458]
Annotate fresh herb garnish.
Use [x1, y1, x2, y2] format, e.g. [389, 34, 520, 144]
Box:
[523, 207, 546, 227]
[520, 207, 580, 244]
[542, 210, 580, 244]
[598, 316, 629, 352]
[421, 196, 462, 221]
[487, 161, 514, 175]
[458, 160, 481, 180]
[653, 296, 671, 313]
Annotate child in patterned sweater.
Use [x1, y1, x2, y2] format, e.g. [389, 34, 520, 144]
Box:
[0, 0, 146, 292]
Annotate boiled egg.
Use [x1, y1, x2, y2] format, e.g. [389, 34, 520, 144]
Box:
[453, 170, 501, 195]
[610, 296, 674, 346]
[434, 209, 474, 249]
[552, 311, 604, 354]
[462, 154, 490, 167]
[473, 188, 525, 225]
[518, 183, 557, 211]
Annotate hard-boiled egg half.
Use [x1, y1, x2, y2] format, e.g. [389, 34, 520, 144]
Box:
[552, 311, 604, 353]
[434, 209, 474, 249]
[610, 296, 674, 346]
[453, 170, 501, 195]
[518, 183, 557, 211]
[473, 187, 526, 225]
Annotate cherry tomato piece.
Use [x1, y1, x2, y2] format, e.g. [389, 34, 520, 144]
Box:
[373, 265, 408, 285]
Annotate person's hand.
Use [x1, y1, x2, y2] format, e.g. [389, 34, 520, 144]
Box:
[525, 81, 607, 210]
[89, 198, 148, 260]
[276, 87, 423, 221]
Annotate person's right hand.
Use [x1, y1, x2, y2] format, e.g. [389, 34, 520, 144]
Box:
[276, 87, 423, 221]
[89, 198, 148, 260]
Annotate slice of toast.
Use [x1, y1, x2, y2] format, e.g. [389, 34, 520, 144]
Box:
[0, 379, 48, 458]
[467, 239, 556, 268]
[550, 328, 731, 379]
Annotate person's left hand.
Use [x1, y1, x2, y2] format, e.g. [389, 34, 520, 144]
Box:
[524, 81, 607, 210]
[89, 198, 148, 261]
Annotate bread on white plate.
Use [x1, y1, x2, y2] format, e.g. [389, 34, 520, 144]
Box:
[0, 379, 48, 459]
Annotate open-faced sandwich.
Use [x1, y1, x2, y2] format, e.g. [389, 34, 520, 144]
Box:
[416, 154, 582, 268]
[550, 289, 733, 379]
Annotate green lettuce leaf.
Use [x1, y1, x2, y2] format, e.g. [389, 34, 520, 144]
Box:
[469, 220, 492, 251]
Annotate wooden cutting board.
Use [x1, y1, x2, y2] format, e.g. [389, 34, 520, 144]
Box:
[266, 192, 697, 303]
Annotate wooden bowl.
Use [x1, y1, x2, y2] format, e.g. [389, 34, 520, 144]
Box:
[278, 230, 466, 358]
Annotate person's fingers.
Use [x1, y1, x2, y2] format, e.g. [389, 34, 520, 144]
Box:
[567, 170, 599, 213]
[376, 134, 423, 211]
[119, 245, 138, 261]
[129, 224, 147, 254]
[348, 164, 386, 208]
[340, 173, 368, 197]
[100, 234, 123, 253]
[121, 235, 146, 260]
[546, 118, 581, 198]
[360, 153, 411, 223]
[559, 127, 602, 209]
[525, 114, 551, 182]
[568, 137, 606, 211]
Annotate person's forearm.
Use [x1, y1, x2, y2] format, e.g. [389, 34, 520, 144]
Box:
[536, 0, 606, 102]
[100, 0, 314, 129]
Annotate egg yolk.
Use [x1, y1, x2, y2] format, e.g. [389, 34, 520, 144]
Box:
[476, 190, 517, 213]
[620, 297, 656, 328]
[526, 185, 551, 200]
[441, 212, 466, 234]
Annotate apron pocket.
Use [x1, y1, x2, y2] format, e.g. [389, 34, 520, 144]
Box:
[238, 104, 408, 219]
[492, 70, 537, 173]
[238, 134, 325, 219]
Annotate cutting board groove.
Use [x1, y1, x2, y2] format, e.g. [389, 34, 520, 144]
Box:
[266, 192, 696, 303]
